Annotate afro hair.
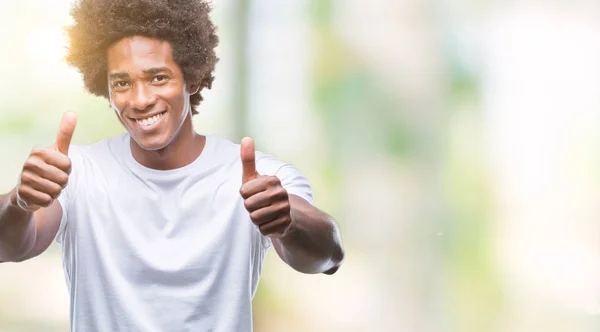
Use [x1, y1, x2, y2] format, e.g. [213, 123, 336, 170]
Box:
[66, 0, 219, 115]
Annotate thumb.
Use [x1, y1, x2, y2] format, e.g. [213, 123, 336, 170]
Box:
[241, 137, 258, 183]
[54, 111, 77, 155]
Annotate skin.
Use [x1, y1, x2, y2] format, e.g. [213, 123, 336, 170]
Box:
[240, 137, 344, 274]
[0, 112, 75, 262]
[0, 36, 344, 275]
[107, 37, 205, 170]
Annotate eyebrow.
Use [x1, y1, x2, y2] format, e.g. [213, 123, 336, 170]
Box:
[108, 67, 174, 80]
[108, 72, 130, 80]
[143, 67, 173, 76]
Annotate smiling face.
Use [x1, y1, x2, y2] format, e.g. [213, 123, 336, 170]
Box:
[107, 36, 196, 151]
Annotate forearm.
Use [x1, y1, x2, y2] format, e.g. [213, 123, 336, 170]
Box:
[0, 189, 36, 262]
[273, 195, 344, 275]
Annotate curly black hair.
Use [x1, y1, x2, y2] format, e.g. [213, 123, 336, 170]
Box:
[66, 0, 219, 115]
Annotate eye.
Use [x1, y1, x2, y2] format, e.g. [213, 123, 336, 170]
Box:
[112, 81, 130, 90]
[152, 75, 169, 83]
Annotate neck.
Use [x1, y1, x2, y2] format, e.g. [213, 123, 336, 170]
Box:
[129, 117, 206, 170]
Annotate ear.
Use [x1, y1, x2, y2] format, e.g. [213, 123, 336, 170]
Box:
[188, 84, 200, 95]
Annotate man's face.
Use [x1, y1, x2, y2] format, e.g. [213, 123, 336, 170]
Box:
[107, 36, 193, 151]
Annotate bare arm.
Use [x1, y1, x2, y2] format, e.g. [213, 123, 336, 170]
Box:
[239, 137, 345, 275]
[272, 194, 344, 274]
[0, 112, 76, 263]
[0, 190, 36, 262]
[0, 190, 62, 262]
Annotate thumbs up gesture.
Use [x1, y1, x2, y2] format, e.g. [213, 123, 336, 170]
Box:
[12, 112, 77, 212]
[239, 137, 293, 238]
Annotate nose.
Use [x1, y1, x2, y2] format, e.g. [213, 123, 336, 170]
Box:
[129, 83, 157, 112]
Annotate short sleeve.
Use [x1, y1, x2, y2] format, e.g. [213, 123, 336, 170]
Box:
[55, 145, 83, 245]
[274, 164, 314, 205]
[255, 152, 314, 205]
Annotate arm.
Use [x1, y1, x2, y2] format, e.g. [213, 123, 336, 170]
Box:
[0, 191, 63, 262]
[239, 137, 345, 275]
[0, 112, 76, 263]
[271, 194, 344, 274]
[0, 190, 36, 262]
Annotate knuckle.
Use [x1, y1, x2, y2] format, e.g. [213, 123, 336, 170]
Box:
[50, 185, 63, 198]
[249, 211, 260, 222]
[32, 146, 52, 158]
[58, 173, 69, 187]
[40, 196, 53, 207]
[276, 187, 288, 199]
[23, 157, 39, 171]
[240, 186, 252, 199]
[30, 146, 44, 156]
[243, 199, 252, 211]
[20, 171, 33, 184]
[268, 187, 287, 201]
[16, 186, 28, 198]
[280, 202, 291, 214]
[258, 224, 269, 235]
[63, 158, 72, 172]
[267, 176, 280, 186]
[283, 214, 292, 224]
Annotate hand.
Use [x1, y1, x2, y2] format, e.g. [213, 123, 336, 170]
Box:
[11, 112, 77, 212]
[239, 137, 293, 238]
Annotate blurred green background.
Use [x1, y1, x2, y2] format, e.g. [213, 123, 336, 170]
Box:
[2, 0, 600, 331]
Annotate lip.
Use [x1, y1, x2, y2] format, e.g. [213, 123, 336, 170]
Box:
[128, 110, 167, 133]
[128, 110, 166, 120]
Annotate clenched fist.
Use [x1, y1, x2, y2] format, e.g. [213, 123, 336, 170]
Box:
[239, 137, 293, 238]
[12, 112, 77, 212]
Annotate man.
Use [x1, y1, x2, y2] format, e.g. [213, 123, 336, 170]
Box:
[0, 0, 344, 331]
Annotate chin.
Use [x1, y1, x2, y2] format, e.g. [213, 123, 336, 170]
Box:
[131, 132, 173, 151]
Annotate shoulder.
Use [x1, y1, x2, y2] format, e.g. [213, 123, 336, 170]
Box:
[206, 134, 239, 154]
[64, 133, 128, 174]
[67, 133, 127, 159]
[206, 135, 289, 175]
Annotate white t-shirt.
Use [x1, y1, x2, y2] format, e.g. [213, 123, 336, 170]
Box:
[55, 133, 314, 332]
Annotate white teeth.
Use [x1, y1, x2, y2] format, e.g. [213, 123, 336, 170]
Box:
[136, 112, 164, 127]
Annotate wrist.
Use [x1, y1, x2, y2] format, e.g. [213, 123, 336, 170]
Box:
[279, 211, 298, 240]
[5, 189, 35, 213]
[8, 189, 18, 208]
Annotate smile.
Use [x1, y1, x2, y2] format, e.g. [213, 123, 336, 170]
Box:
[133, 111, 166, 127]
